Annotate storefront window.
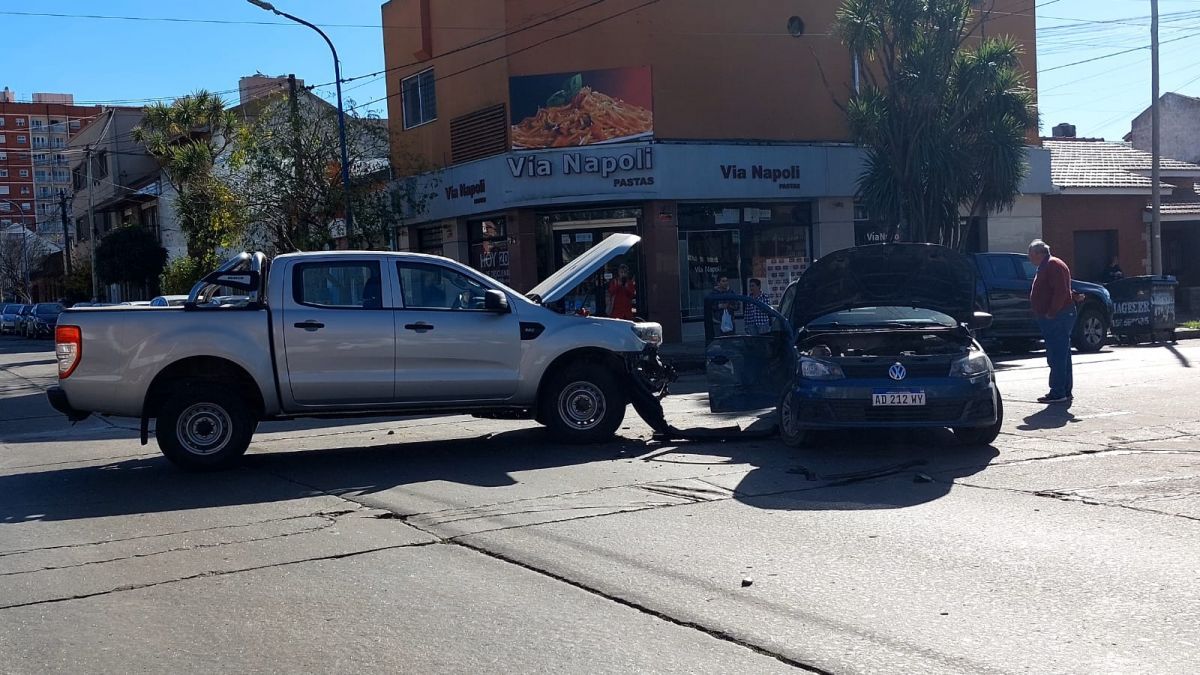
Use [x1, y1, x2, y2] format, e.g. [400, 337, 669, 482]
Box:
[468, 217, 510, 284]
[678, 202, 812, 319]
[417, 225, 445, 255]
[538, 207, 642, 317]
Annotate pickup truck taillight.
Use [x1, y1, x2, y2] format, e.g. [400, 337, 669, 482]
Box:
[55, 325, 82, 379]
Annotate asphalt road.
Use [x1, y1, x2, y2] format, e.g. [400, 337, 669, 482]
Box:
[1, 335, 1198, 674]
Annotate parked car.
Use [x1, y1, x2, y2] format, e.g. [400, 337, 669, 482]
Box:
[118, 301, 152, 307]
[24, 303, 64, 338]
[12, 305, 34, 337]
[47, 236, 669, 470]
[706, 243, 1002, 447]
[1, 304, 28, 335]
[150, 295, 189, 307]
[972, 252, 1113, 353]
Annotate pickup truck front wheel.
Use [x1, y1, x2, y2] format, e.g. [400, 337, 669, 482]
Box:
[157, 381, 255, 470]
[541, 364, 626, 444]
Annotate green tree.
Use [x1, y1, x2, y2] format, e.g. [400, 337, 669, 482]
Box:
[133, 91, 246, 267]
[835, 0, 1037, 248]
[232, 95, 432, 253]
[159, 256, 207, 295]
[95, 226, 168, 295]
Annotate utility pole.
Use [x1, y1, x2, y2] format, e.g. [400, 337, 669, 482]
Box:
[86, 146, 98, 301]
[1151, 0, 1163, 276]
[59, 189, 72, 276]
[288, 73, 305, 249]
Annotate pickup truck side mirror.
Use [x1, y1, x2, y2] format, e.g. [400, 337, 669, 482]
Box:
[967, 311, 993, 331]
[484, 289, 510, 313]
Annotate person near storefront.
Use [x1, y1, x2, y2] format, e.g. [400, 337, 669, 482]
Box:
[709, 275, 738, 335]
[606, 263, 637, 320]
[1028, 239, 1076, 404]
[744, 278, 772, 335]
[1101, 256, 1124, 284]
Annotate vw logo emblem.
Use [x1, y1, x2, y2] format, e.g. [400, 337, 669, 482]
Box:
[888, 363, 907, 381]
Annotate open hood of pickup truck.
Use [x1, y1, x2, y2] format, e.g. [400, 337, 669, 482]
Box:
[527, 233, 640, 305]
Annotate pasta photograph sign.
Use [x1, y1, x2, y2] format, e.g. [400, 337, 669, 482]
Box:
[509, 67, 653, 149]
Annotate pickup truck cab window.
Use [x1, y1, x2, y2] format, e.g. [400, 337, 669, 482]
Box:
[1019, 259, 1039, 280]
[293, 261, 383, 309]
[397, 262, 490, 311]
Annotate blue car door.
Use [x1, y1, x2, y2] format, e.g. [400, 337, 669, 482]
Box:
[703, 294, 797, 413]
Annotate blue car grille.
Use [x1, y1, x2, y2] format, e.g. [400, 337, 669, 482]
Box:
[840, 361, 950, 379]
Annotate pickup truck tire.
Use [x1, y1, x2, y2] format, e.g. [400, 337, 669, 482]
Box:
[953, 390, 1004, 447]
[156, 381, 255, 470]
[541, 364, 626, 444]
[1072, 306, 1107, 353]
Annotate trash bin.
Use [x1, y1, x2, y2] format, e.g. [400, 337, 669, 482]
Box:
[1105, 275, 1178, 344]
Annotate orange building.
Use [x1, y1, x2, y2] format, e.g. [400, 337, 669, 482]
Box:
[381, 0, 1048, 342]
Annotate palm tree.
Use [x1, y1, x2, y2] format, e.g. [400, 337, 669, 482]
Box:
[836, 0, 1038, 249]
[133, 91, 244, 264]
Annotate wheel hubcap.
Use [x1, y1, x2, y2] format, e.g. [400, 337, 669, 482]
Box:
[1083, 317, 1103, 346]
[780, 391, 802, 437]
[176, 403, 232, 456]
[557, 382, 606, 430]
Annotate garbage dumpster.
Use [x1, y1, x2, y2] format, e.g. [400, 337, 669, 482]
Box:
[1106, 275, 1178, 344]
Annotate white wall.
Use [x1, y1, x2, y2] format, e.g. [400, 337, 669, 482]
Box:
[814, 198, 855, 257]
[987, 194, 1043, 253]
[156, 179, 188, 261]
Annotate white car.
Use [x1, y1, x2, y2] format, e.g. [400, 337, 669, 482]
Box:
[150, 295, 189, 307]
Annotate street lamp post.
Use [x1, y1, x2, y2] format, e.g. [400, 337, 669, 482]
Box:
[246, 0, 355, 246]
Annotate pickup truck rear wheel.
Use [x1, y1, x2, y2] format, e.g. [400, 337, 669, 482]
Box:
[157, 381, 255, 470]
[541, 364, 626, 444]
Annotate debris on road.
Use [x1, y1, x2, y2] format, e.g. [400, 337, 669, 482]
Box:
[741, 577, 754, 587]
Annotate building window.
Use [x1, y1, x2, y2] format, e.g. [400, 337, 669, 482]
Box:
[15, 118, 25, 127]
[468, 217, 510, 284]
[19, 169, 29, 178]
[0, 134, 5, 143]
[20, 186, 30, 195]
[31, 120, 43, 129]
[16, 135, 26, 144]
[402, 69, 437, 129]
[0, 169, 6, 178]
[0, 152, 5, 160]
[0, 117, 4, 127]
[35, 170, 47, 181]
[0, 186, 9, 196]
[21, 203, 31, 211]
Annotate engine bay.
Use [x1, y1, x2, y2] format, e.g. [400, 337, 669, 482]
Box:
[799, 329, 973, 359]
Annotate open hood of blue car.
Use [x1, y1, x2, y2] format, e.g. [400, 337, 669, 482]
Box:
[789, 243, 978, 328]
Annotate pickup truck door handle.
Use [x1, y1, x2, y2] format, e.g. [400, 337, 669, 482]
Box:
[404, 322, 435, 332]
[294, 320, 325, 331]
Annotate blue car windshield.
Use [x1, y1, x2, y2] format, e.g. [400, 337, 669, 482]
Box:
[808, 306, 957, 329]
[34, 303, 64, 315]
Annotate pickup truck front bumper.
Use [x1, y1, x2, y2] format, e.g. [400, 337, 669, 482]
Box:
[46, 385, 91, 422]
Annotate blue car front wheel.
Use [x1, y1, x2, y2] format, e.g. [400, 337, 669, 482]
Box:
[777, 386, 810, 448]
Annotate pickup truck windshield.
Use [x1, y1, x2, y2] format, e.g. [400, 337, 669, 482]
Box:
[808, 306, 957, 329]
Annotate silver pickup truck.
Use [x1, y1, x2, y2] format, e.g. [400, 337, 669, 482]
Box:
[48, 234, 668, 469]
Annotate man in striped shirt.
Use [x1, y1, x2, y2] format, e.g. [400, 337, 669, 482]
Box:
[744, 278, 773, 336]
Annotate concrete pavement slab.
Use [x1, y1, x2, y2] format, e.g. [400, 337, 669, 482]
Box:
[461, 479, 1200, 674]
[0, 544, 796, 674]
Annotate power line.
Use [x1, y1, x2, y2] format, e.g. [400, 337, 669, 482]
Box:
[1041, 29, 1200, 73]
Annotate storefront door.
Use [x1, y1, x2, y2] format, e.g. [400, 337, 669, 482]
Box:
[553, 227, 641, 317]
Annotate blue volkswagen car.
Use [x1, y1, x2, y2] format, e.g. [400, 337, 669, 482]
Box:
[705, 243, 1002, 447]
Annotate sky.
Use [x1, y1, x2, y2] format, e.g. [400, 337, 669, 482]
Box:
[0, 0, 1189, 142]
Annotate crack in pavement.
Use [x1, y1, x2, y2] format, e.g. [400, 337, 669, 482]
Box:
[0, 515, 343, 577]
[450, 538, 832, 674]
[951, 479, 1200, 524]
[0, 509, 363, 558]
[0, 540, 442, 611]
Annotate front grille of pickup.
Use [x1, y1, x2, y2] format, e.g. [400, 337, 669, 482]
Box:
[840, 361, 949, 379]
[827, 400, 965, 423]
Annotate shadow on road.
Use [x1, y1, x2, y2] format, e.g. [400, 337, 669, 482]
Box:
[0, 428, 629, 524]
[1018, 406, 1078, 431]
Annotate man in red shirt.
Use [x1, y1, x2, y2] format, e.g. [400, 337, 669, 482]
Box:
[606, 264, 637, 321]
[1028, 239, 1077, 404]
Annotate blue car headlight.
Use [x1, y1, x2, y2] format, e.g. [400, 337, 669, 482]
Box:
[951, 351, 992, 378]
[799, 356, 844, 380]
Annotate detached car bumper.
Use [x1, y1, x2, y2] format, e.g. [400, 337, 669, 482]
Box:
[789, 377, 998, 430]
[47, 385, 91, 422]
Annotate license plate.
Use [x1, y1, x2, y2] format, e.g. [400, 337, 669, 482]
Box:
[872, 390, 926, 406]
